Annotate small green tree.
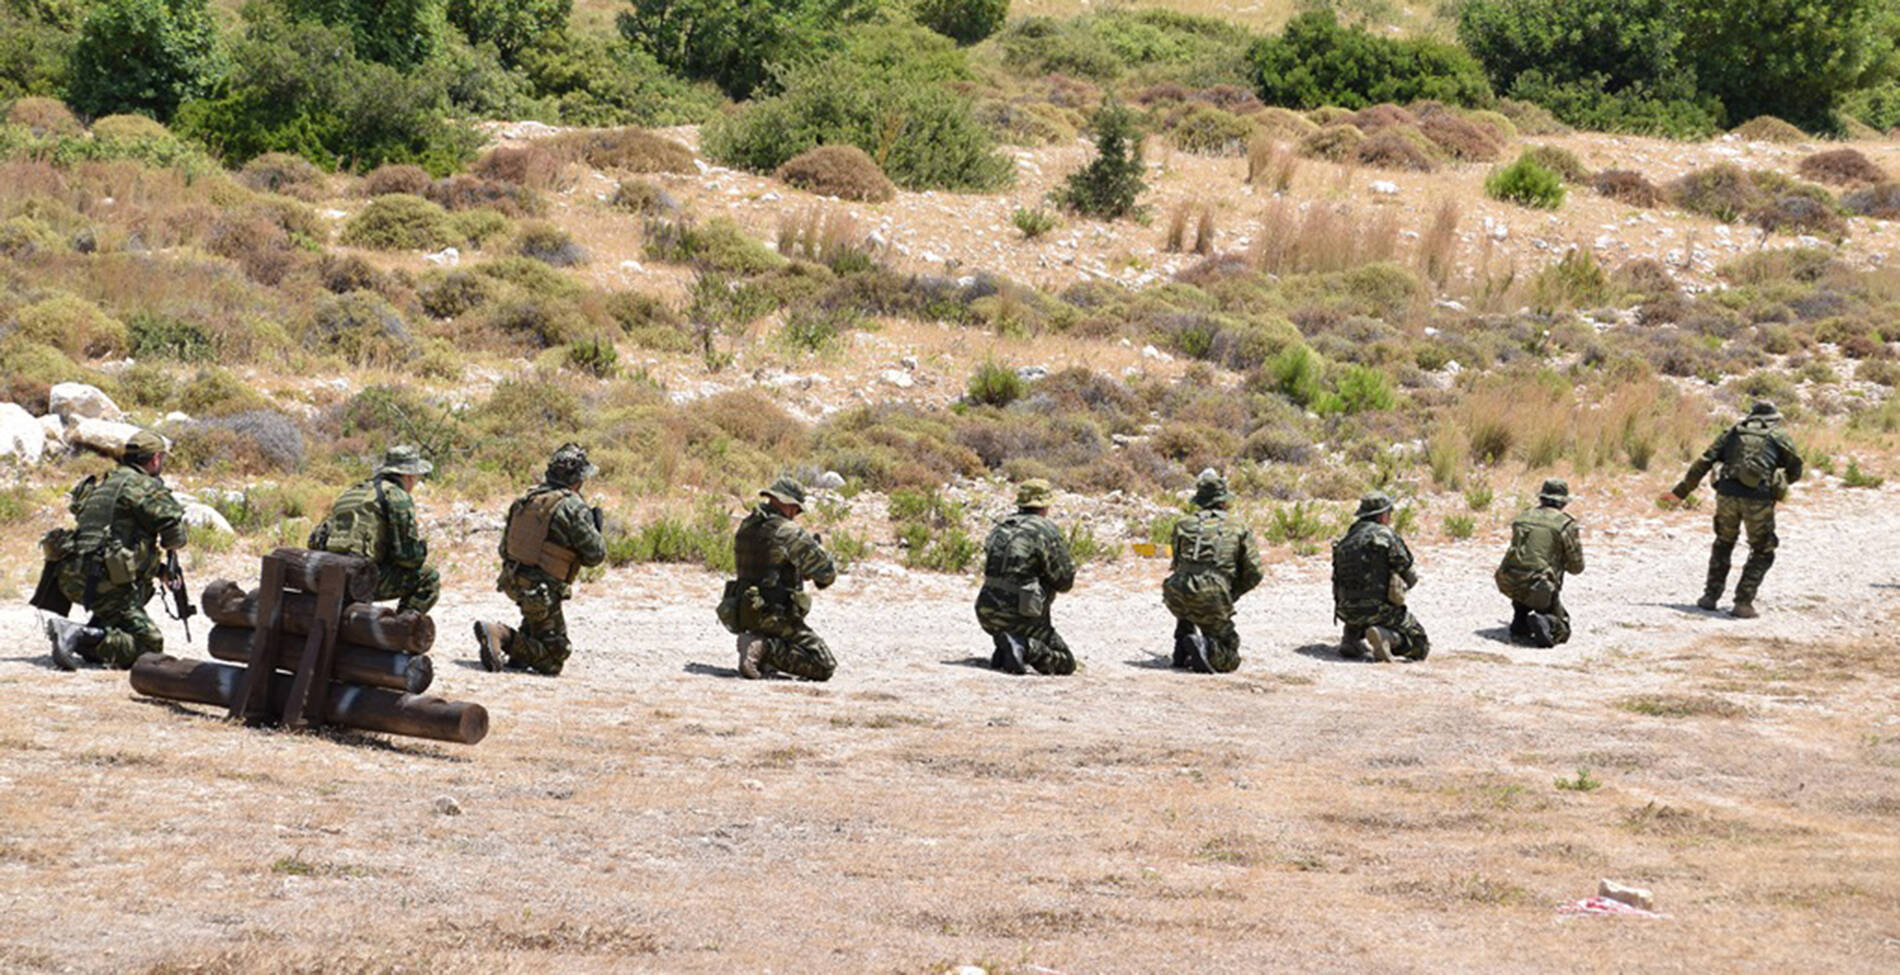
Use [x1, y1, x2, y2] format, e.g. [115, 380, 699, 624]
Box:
[446, 0, 569, 65]
[282, 0, 448, 71]
[916, 0, 1008, 46]
[618, 0, 882, 100]
[1057, 96, 1146, 220]
[65, 0, 221, 121]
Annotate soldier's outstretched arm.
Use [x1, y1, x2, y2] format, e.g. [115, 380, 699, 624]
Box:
[1232, 529, 1264, 598]
[384, 487, 429, 570]
[1563, 520, 1585, 575]
[1673, 432, 1727, 498]
[1779, 433, 1804, 485]
[1043, 523, 1076, 594]
[556, 496, 608, 568]
[786, 526, 837, 589]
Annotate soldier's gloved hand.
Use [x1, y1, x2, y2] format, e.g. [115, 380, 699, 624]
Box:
[812, 532, 823, 545]
[1656, 492, 1682, 509]
[591, 506, 603, 533]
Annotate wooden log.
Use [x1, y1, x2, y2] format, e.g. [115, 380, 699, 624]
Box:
[131, 655, 488, 745]
[206, 625, 433, 694]
[201, 580, 435, 654]
[266, 547, 377, 602]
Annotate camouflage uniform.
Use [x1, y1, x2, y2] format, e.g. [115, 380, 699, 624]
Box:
[482, 445, 607, 676]
[1162, 471, 1262, 673]
[1494, 479, 1585, 646]
[1331, 492, 1429, 661]
[975, 479, 1077, 676]
[1671, 402, 1803, 614]
[307, 445, 439, 615]
[726, 478, 838, 681]
[49, 431, 187, 668]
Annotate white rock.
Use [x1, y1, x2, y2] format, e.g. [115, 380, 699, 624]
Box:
[1016, 365, 1050, 382]
[69, 418, 146, 457]
[1369, 180, 1399, 196]
[816, 471, 846, 491]
[880, 369, 915, 389]
[1141, 344, 1174, 363]
[163, 411, 192, 425]
[920, 251, 944, 264]
[618, 260, 646, 273]
[900, 355, 919, 370]
[180, 501, 234, 535]
[1598, 879, 1654, 911]
[48, 382, 124, 421]
[423, 247, 460, 267]
[433, 795, 463, 816]
[38, 414, 65, 445]
[0, 403, 46, 465]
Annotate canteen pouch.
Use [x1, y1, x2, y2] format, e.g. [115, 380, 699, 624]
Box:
[1771, 469, 1789, 502]
[1386, 572, 1408, 607]
[103, 543, 139, 586]
[716, 580, 744, 634]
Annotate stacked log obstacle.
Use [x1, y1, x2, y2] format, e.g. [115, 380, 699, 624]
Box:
[128, 547, 488, 745]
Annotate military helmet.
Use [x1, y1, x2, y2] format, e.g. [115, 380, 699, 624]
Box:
[546, 442, 597, 486]
[1354, 491, 1394, 520]
[761, 476, 807, 509]
[1192, 468, 1232, 509]
[1016, 478, 1054, 509]
[121, 429, 168, 463]
[377, 444, 434, 477]
[1538, 478, 1570, 506]
[1748, 401, 1780, 419]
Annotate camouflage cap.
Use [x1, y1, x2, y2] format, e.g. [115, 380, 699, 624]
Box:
[1749, 401, 1780, 419]
[546, 442, 597, 486]
[761, 476, 807, 509]
[1538, 478, 1571, 504]
[1191, 468, 1232, 508]
[377, 444, 434, 477]
[121, 429, 168, 462]
[1016, 478, 1054, 509]
[1354, 491, 1394, 520]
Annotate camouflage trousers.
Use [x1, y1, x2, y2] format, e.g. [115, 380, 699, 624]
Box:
[1163, 571, 1241, 673]
[376, 564, 440, 616]
[1339, 600, 1430, 660]
[1509, 594, 1572, 645]
[975, 585, 1074, 675]
[497, 566, 571, 676]
[1706, 496, 1777, 603]
[747, 618, 836, 682]
[56, 567, 160, 668]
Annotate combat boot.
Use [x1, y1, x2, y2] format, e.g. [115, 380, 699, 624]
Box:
[1365, 626, 1396, 663]
[736, 633, 770, 679]
[1527, 613, 1556, 648]
[1185, 633, 1214, 674]
[1339, 628, 1368, 660]
[1729, 602, 1758, 619]
[1695, 594, 1720, 612]
[1171, 633, 1195, 669]
[992, 632, 1028, 675]
[46, 618, 105, 671]
[473, 621, 513, 673]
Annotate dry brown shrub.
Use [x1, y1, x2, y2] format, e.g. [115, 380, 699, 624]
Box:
[424, 175, 543, 217]
[1798, 148, 1888, 187]
[1354, 128, 1438, 172]
[1614, 258, 1677, 298]
[1250, 199, 1399, 276]
[1593, 169, 1661, 208]
[472, 145, 567, 190]
[5, 96, 80, 136]
[363, 164, 432, 197]
[776, 205, 866, 265]
[237, 153, 326, 200]
[1345, 103, 1417, 133]
[1417, 113, 1502, 162]
[1843, 182, 1900, 219]
[1733, 116, 1806, 143]
[1253, 107, 1317, 143]
[206, 210, 299, 285]
[89, 114, 169, 143]
[772, 145, 897, 203]
[549, 128, 695, 173]
[1417, 199, 1460, 289]
[1298, 123, 1364, 162]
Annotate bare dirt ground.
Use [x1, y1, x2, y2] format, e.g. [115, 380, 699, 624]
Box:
[2, 478, 1897, 973]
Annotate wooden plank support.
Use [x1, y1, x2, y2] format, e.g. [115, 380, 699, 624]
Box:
[202, 580, 435, 654]
[283, 562, 348, 730]
[205, 625, 432, 694]
[265, 548, 377, 602]
[229, 555, 287, 723]
[132, 655, 488, 745]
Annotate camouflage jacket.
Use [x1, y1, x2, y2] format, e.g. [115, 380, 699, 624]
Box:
[734, 504, 835, 594]
[310, 475, 429, 571]
[1331, 518, 1416, 614]
[67, 463, 187, 581]
[981, 511, 1076, 595]
[1166, 509, 1262, 599]
[1496, 504, 1584, 597]
[1676, 419, 1803, 502]
[499, 483, 607, 580]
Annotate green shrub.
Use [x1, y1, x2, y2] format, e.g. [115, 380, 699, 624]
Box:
[363, 163, 432, 196]
[513, 221, 585, 267]
[1056, 97, 1146, 220]
[6, 96, 80, 135]
[1531, 248, 1611, 310]
[1444, 513, 1476, 539]
[127, 311, 213, 362]
[1355, 127, 1439, 172]
[418, 270, 499, 317]
[1167, 104, 1252, 155]
[619, 0, 882, 100]
[238, 152, 325, 197]
[1669, 163, 1764, 222]
[88, 113, 167, 143]
[306, 290, 413, 364]
[446, 0, 567, 64]
[608, 501, 734, 572]
[66, 0, 221, 121]
[643, 217, 784, 274]
[1012, 206, 1058, 240]
[175, 366, 270, 417]
[1732, 115, 1806, 143]
[515, 29, 723, 128]
[487, 296, 586, 348]
[565, 335, 618, 377]
[1267, 343, 1325, 408]
[916, 0, 1008, 46]
[1486, 152, 1566, 209]
[1298, 122, 1365, 161]
[16, 294, 127, 358]
[1522, 144, 1587, 182]
[1252, 10, 1492, 110]
[0, 214, 62, 258]
[340, 194, 458, 250]
[1313, 364, 1396, 416]
[967, 360, 1027, 406]
[447, 208, 513, 249]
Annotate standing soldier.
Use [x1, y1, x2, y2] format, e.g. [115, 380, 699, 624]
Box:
[1665, 401, 1803, 618]
[1494, 478, 1585, 647]
[975, 479, 1077, 676]
[307, 445, 439, 615]
[718, 477, 837, 681]
[475, 444, 606, 675]
[1162, 470, 1263, 673]
[40, 429, 188, 670]
[1331, 491, 1428, 662]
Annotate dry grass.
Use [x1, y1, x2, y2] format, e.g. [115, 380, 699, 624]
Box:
[1417, 197, 1461, 289]
[1249, 198, 1400, 276]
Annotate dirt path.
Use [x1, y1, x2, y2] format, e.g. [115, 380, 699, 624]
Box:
[1, 482, 1896, 973]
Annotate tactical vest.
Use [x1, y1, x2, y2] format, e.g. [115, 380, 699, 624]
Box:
[503, 487, 582, 583]
[984, 514, 1047, 581]
[1331, 520, 1392, 605]
[317, 478, 391, 562]
[1499, 506, 1573, 577]
[1174, 510, 1240, 576]
[71, 468, 148, 585]
[734, 508, 800, 591]
[1722, 420, 1779, 490]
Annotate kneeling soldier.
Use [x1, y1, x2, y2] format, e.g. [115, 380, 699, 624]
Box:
[476, 443, 606, 675]
[975, 479, 1077, 675]
[308, 444, 440, 615]
[1331, 491, 1429, 662]
[1162, 470, 1262, 673]
[718, 477, 838, 681]
[1495, 478, 1585, 647]
[40, 429, 187, 669]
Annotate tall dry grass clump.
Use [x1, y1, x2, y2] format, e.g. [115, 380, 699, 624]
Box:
[776, 205, 872, 269]
[1165, 202, 1215, 254]
[1247, 137, 1299, 192]
[1417, 199, 1460, 290]
[1250, 199, 1399, 276]
[1453, 372, 1709, 473]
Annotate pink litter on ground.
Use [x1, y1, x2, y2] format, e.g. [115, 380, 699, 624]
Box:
[1556, 896, 1668, 919]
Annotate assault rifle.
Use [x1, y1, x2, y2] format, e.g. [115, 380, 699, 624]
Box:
[162, 549, 198, 642]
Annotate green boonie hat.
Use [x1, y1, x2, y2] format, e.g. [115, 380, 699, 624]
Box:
[546, 442, 597, 485]
[1192, 468, 1232, 508]
[122, 429, 167, 461]
[1749, 401, 1780, 418]
[1354, 491, 1394, 520]
[761, 476, 807, 508]
[378, 444, 434, 477]
[1016, 478, 1054, 509]
[1539, 478, 1570, 503]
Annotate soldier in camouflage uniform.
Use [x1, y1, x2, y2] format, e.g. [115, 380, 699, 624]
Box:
[307, 445, 439, 615]
[1162, 470, 1263, 674]
[975, 479, 1077, 676]
[1666, 401, 1803, 618]
[720, 477, 838, 681]
[475, 444, 607, 676]
[42, 429, 189, 670]
[1494, 478, 1585, 647]
[1331, 491, 1429, 662]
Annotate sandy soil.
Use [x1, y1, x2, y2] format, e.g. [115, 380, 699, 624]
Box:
[2, 478, 1896, 973]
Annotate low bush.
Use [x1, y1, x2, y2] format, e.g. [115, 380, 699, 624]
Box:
[549, 127, 696, 174]
[306, 291, 413, 364]
[1747, 193, 1847, 241]
[1530, 248, 1610, 311]
[1668, 164, 1762, 222]
[1521, 144, 1587, 183]
[1593, 169, 1661, 207]
[363, 163, 432, 196]
[644, 217, 784, 274]
[417, 270, 499, 318]
[1012, 207, 1058, 240]
[0, 215, 63, 258]
[127, 311, 213, 362]
[89, 114, 169, 143]
[772, 145, 897, 203]
[448, 208, 514, 249]
[485, 295, 587, 348]
[1417, 112, 1502, 162]
[1495, 98, 1569, 136]
[15, 293, 127, 358]
[6, 96, 80, 136]
[174, 367, 270, 417]
[1486, 152, 1565, 209]
[471, 145, 565, 189]
[1843, 182, 1900, 220]
[611, 177, 676, 214]
[1355, 128, 1438, 172]
[565, 335, 619, 377]
[513, 221, 586, 267]
[1732, 116, 1806, 143]
[917, 0, 1008, 46]
[1347, 103, 1418, 132]
[1298, 123, 1364, 161]
[340, 194, 459, 251]
[967, 360, 1027, 406]
[1799, 148, 1887, 187]
[424, 175, 543, 217]
[1252, 11, 1492, 110]
[1167, 104, 1253, 156]
[238, 153, 325, 198]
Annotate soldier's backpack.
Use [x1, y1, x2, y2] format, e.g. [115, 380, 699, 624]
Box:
[503, 488, 583, 583]
[1724, 421, 1780, 490]
[1173, 510, 1238, 576]
[315, 478, 391, 562]
[983, 515, 1048, 615]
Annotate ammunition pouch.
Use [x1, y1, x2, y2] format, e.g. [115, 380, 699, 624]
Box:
[1771, 469, 1789, 503]
[1496, 566, 1556, 612]
[1386, 572, 1409, 608]
[984, 575, 1046, 616]
[716, 580, 744, 634]
[102, 543, 141, 587]
[726, 581, 806, 632]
